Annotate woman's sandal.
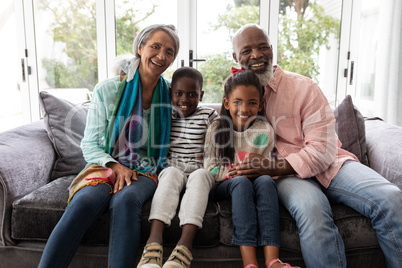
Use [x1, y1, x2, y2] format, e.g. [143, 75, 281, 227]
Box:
[137, 242, 163, 268]
[268, 258, 301, 268]
[162, 245, 193, 268]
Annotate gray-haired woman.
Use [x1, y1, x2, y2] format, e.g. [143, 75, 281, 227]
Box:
[39, 24, 180, 268]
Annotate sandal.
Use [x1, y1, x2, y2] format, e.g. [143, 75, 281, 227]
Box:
[137, 242, 163, 268]
[162, 245, 193, 268]
[268, 259, 301, 268]
[245, 265, 258, 268]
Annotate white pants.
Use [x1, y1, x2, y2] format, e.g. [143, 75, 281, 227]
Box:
[149, 167, 214, 228]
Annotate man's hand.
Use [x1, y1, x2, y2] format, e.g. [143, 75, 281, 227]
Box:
[232, 153, 296, 179]
[106, 162, 138, 193]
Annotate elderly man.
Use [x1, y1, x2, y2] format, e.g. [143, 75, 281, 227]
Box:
[231, 23, 402, 268]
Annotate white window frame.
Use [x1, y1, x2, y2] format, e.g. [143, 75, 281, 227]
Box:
[11, 0, 359, 125]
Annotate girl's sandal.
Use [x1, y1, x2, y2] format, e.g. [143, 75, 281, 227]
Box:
[245, 265, 258, 268]
[137, 242, 163, 268]
[268, 258, 301, 268]
[162, 245, 193, 268]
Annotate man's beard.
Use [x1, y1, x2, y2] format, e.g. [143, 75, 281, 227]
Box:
[241, 60, 273, 86]
[255, 61, 273, 86]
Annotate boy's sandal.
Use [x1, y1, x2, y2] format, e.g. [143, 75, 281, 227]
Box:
[137, 242, 163, 268]
[162, 245, 193, 268]
[268, 258, 301, 268]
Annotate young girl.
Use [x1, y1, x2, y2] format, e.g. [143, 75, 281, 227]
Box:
[204, 70, 299, 268]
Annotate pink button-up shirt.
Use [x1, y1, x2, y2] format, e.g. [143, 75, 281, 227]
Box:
[264, 65, 358, 188]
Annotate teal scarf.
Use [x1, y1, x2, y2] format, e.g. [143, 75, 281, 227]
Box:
[105, 70, 171, 182]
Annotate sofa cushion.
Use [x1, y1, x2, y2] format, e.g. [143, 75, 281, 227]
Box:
[334, 95, 369, 166]
[11, 178, 220, 247]
[39, 91, 89, 180]
[365, 119, 402, 190]
[217, 200, 379, 253]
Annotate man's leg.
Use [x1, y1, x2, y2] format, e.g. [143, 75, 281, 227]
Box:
[324, 160, 402, 267]
[276, 177, 346, 268]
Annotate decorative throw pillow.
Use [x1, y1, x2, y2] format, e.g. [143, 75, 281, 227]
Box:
[334, 95, 369, 166]
[39, 91, 89, 180]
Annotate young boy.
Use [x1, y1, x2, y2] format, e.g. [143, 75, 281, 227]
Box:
[137, 67, 218, 268]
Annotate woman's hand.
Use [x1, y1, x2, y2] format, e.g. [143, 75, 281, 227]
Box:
[106, 162, 138, 193]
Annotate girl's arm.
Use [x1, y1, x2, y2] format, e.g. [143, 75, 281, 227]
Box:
[203, 122, 228, 182]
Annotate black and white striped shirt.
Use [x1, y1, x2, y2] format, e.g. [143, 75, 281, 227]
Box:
[167, 106, 218, 174]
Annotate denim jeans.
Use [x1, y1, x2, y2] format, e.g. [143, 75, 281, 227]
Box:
[214, 175, 280, 247]
[277, 160, 402, 268]
[38, 175, 156, 268]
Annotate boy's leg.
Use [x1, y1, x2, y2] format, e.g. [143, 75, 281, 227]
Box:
[148, 167, 187, 227]
[324, 160, 402, 267]
[276, 176, 346, 268]
[177, 169, 214, 250]
[178, 169, 214, 228]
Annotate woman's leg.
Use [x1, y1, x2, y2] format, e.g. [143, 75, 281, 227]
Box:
[177, 169, 214, 250]
[214, 176, 258, 267]
[38, 183, 112, 268]
[324, 161, 402, 267]
[276, 176, 346, 268]
[108, 175, 157, 268]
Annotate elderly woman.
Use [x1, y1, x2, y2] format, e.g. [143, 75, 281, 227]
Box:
[38, 24, 180, 268]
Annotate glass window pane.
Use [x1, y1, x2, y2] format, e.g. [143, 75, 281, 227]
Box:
[197, 0, 260, 103]
[114, 0, 178, 78]
[277, 0, 342, 106]
[0, 1, 24, 132]
[34, 0, 97, 103]
[353, 1, 401, 126]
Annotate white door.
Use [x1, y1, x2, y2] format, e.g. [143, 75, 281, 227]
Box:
[345, 0, 402, 125]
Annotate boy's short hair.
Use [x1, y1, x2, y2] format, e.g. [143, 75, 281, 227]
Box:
[171, 67, 203, 89]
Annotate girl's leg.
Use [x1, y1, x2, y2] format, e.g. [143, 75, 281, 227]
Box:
[253, 175, 280, 267]
[38, 183, 112, 268]
[263, 246, 279, 268]
[253, 175, 280, 248]
[108, 175, 156, 267]
[240, 246, 258, 267]
[214, 176, 258, 267]
[147, 167, 187, 245]
[178, 169, 214, 250]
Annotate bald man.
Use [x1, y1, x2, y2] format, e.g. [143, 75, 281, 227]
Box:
[231, 23, 402, 268]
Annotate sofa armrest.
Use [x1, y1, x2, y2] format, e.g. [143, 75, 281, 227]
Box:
[0, 120, 56, 246]
[365, 119, 402, 190]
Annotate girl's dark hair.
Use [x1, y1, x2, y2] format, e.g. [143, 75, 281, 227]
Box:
[216, 70, 265, 163]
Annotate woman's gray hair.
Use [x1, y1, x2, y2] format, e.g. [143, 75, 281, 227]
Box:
[133, 24, 180, 59]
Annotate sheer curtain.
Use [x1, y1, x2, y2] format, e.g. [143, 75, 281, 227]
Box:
[373, 0, 402, 126]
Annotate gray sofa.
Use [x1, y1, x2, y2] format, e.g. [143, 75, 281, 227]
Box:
[1, 92, 401, 268]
